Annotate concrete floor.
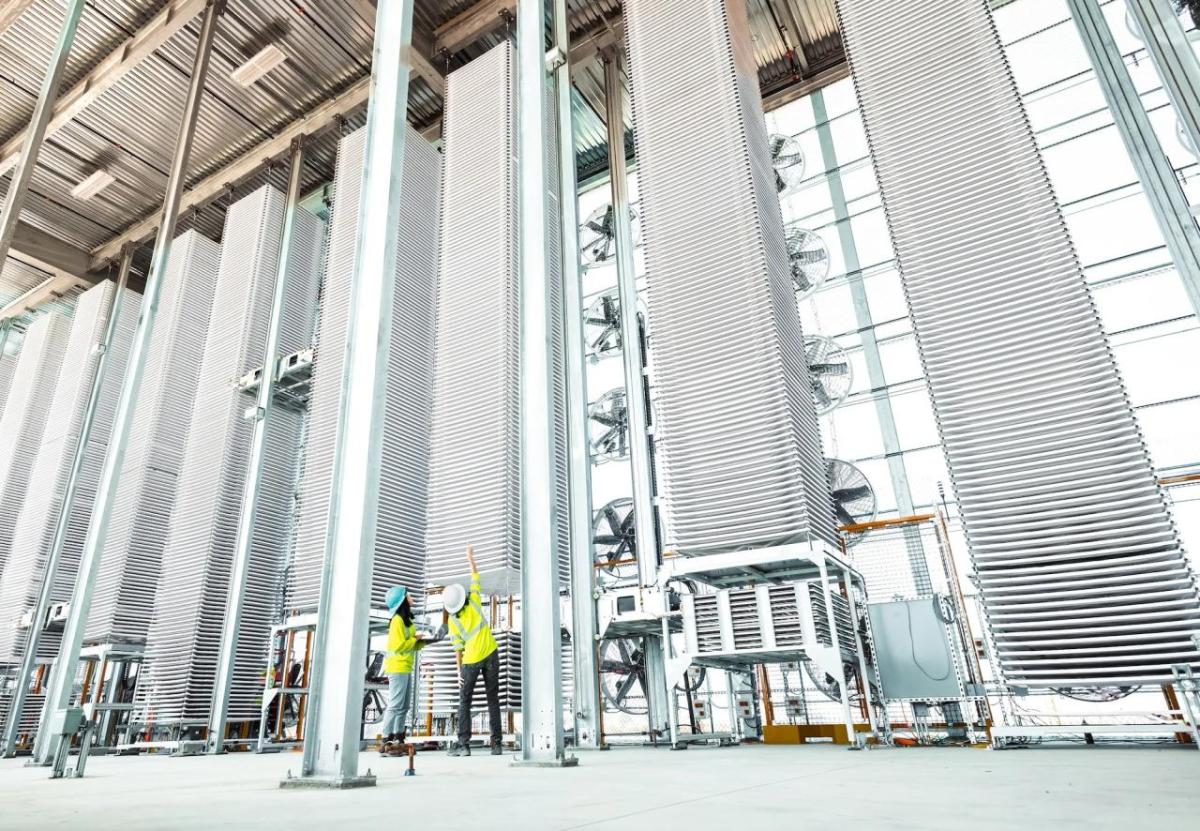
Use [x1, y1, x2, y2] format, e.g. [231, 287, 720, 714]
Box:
[0, 743, 1195, 830]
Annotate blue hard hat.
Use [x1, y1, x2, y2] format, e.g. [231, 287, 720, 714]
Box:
[385, 585, 407, 613]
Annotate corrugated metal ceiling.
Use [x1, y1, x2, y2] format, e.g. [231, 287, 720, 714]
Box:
[0, 0, 844, 289]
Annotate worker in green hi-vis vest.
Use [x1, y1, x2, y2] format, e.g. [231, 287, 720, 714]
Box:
[444, 545, 501, 757]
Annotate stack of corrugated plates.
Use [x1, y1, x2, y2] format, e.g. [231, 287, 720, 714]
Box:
[807, 582, 855, 656]
[286, 125, 441, 614]
[135, 186, 323, 724]
[0, 281, 141, 664]
[425, 41, 570, 596]
[0, 314, 70, 600]
[624, 0, 836, 555]
[836, 0, 1200, 686]
[85, 232, 222, 647]
[0, 352, 18, 421]
[417, 631, 574, 719]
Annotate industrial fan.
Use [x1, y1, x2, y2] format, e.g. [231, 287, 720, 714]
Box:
[579, 203, 639, 265]
[805, 335, 852, 414]
[585, 291, 623, 358]
[589, 387, 630, 461]
[770, 133, 806, 194]
[593, 498, 637, 587]
[785, 226, 830, 299]
[600, 637, 648, 715]
[827, 458, 876, 546]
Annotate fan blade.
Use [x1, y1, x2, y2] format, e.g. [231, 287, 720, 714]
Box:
[833, 485, 872, 502]
[834, 504, 858, 526]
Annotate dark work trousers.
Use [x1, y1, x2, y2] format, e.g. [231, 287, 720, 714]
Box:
[457, 649, 502, 747]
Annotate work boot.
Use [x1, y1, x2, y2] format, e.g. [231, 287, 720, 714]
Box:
[379, 734, 395, 756]
[490, 741, 503, 756]
[448, 742, 471, 757]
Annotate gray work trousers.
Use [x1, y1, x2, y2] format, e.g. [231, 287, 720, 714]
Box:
[457, 650, 502, 747]
[383, 671, 413, 736]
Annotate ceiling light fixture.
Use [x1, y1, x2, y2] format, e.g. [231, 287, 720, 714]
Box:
[231, 44, 287, 87]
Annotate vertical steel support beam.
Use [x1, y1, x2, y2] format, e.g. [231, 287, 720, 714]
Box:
[0, 0, 86, 266]
[1128, 0, 1200, 159]
[840, 569, 879, 738]
[0, 246, 131, 759]
[816, 557, 858, 747]
[811, 90, 930, 592]
[207, 138, 307, 754]
[32, 0, 226, 767]
[600, 50, 669, 739]
[553, 0, 602, 751]
[290, 0, 413, 788]
[516, 0, 572, 768]
[1067, 0, 1200, 315]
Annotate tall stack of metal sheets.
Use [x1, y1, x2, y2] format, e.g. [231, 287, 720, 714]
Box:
[286, 125, 441, 614]
[0, 281, 142, 664]
[0, 314, 70, 592]
[424, 41, 570, 596]
[0, 352, 18, 421]
[624, 0, 836, 555]
[836, 0, 1200, 685]
[135, 186, 323, 724]
[85, 232, 222, 647]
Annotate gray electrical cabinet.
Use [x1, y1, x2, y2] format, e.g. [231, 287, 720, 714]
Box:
[868, 597, 964, 701]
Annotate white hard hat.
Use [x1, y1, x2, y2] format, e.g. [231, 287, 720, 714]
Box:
[443, 583, 467, 614]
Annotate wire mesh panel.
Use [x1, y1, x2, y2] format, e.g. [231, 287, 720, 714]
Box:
[0, 281, 142, 664]
[624, 0, 835, 554]
[85, 232, 222, 647]
[836, 0, 1200, 686]
[0, 313, 70, 595]
[135, 186, 323, 725]
[286, 125, 441, 614]
[424, 41, 570, 596]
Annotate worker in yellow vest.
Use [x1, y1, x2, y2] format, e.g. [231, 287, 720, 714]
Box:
[380, 585, 425, 756]
[444, 545, 501, 756]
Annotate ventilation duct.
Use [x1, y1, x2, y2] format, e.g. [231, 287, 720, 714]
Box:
[835, 0, 1200, 685]
[85, 232, 222, 647]
[0, 314, 70, 590]
[286, 125, 440, 614]
[0, 281, 141, 664]
[623, 0, 836, 555]
[135, 186, 323, 723]
[424, 42, 570, 596]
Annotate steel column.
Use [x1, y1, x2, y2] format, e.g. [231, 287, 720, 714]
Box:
[601, 51, 669, 737]
[0, 247, 131, 759]
[207, 137, 307, 754]
[811, 89, 930, 592]
[0, 0, 86, 267]
[32, 0, 226, 767]
[290, 0, 413, 788]
[516, 0, 571, 768]
[1067, 0, 1200, 316]
[553, 0, 602, 751]
[1127, 0, 1200, 160]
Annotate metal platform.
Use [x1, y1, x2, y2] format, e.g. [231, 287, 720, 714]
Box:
[657, 540, 862, 590]
[237, 347, 315, 411]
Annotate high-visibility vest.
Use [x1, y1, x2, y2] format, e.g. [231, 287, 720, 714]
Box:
[448, 573, 498, 665]
[384, 616, 419, 674]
